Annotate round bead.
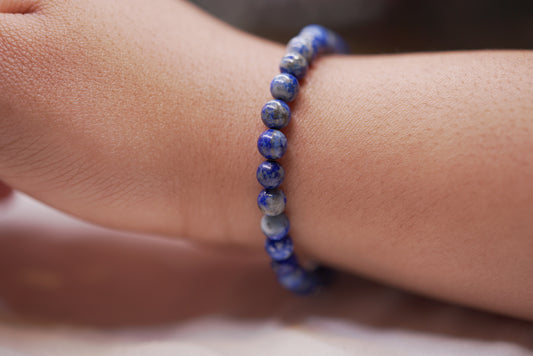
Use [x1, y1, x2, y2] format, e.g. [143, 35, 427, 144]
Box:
[271, 254, 299, 275]
[257, 129, 287, 160]
[265, 235, 294, 261]
[286, 36, 316, 63]
[270, 73, 299, 102]
[329, 33, 350, 54]
[300, 24, 349, 54]
[257, 160, 285, 189]
[261, 213, 290, 240]
[261, 100, 291, 129]
[257, 188, 286, 216]
[280, 53, 308, 80]
[277, 267, 318, 295]
[272, 254, 299, 275]
[299, 25, 329, 53]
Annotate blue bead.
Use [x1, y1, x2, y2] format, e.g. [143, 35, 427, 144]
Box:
[329, 32, 350, 54]
[261, 213, 290, 240]
[265, 235, 294, 261]
[286, 36, 316, 63]
[299, 25, 329, 54]
[271, 254, 299, 275]
[280, 53, 308, 80]
[272, 255, 321, 294]
[277, 267, 319, 295]
[257, 160, 284, 189]
[257, 188, 286, 216]
[261, 100, 291, 129]
[270, 73, 299, 102]
[257, 129, 287, 160]
[300, 24, 349, 54]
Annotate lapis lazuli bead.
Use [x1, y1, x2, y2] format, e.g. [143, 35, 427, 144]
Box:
[271, 254, 299, 275]
[270, 73, 299, 102]
[286, 36, 316, 63]
[280, 52, 308, 80]
[299, 24, 349, 54]
[257, 160, 285, 189]
[277, 267, 318, 295]
[261, 100, 291, 129]
[299, 25, 329, 54]
[257, 188, 286, 216]
[265, 235, 294, 261]
[261, 213, 290, 240]
[257, 129, 287, 160]
[329, 32, 350, 54]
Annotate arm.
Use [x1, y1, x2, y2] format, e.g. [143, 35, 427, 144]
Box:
[0, 0, 532, 319]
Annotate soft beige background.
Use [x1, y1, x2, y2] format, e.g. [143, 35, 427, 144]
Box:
[0, 193, 532, 355]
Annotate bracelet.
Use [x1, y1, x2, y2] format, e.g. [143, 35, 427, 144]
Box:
[256, 25, 349, 294]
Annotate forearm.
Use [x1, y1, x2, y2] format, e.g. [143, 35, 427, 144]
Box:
[285, 51, 533, 319]
[176, 27, 533, 318]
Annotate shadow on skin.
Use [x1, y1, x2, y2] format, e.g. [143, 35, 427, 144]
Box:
[0, 182, 12, 200]
[0, 224, 531, 349]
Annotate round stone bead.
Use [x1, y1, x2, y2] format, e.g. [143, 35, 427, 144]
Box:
[261, 213, 290, 240]
[300, 24, 349, 54]
[272, 254, 299, 275]
[265, 235, 294, 261]
[271, 254, 299, 275]
[286, 36, 316, 63]
[277, 267, 318, 295]
[299, 24, 329, 53]
[280, 52, 308, 80]
[261, 100, 291, 129]
[329, 33, 350, 54]
[270, 73, 299, 102]
[257, 129, 287, 160]
[257, 188, 286, 216]
[257, 160, 285, 189]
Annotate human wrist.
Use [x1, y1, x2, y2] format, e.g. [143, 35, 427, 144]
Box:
[156, 33, 285, 248]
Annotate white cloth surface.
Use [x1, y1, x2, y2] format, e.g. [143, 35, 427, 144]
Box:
[0, 193, 532, 356]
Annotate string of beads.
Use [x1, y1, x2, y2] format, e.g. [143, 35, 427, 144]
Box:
[256, 25, 349, 294]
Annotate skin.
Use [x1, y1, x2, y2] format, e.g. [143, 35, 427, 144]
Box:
[0, 0, 532, 320]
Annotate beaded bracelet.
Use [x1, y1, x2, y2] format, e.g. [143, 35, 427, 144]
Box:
[256, 25, 349, 294]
